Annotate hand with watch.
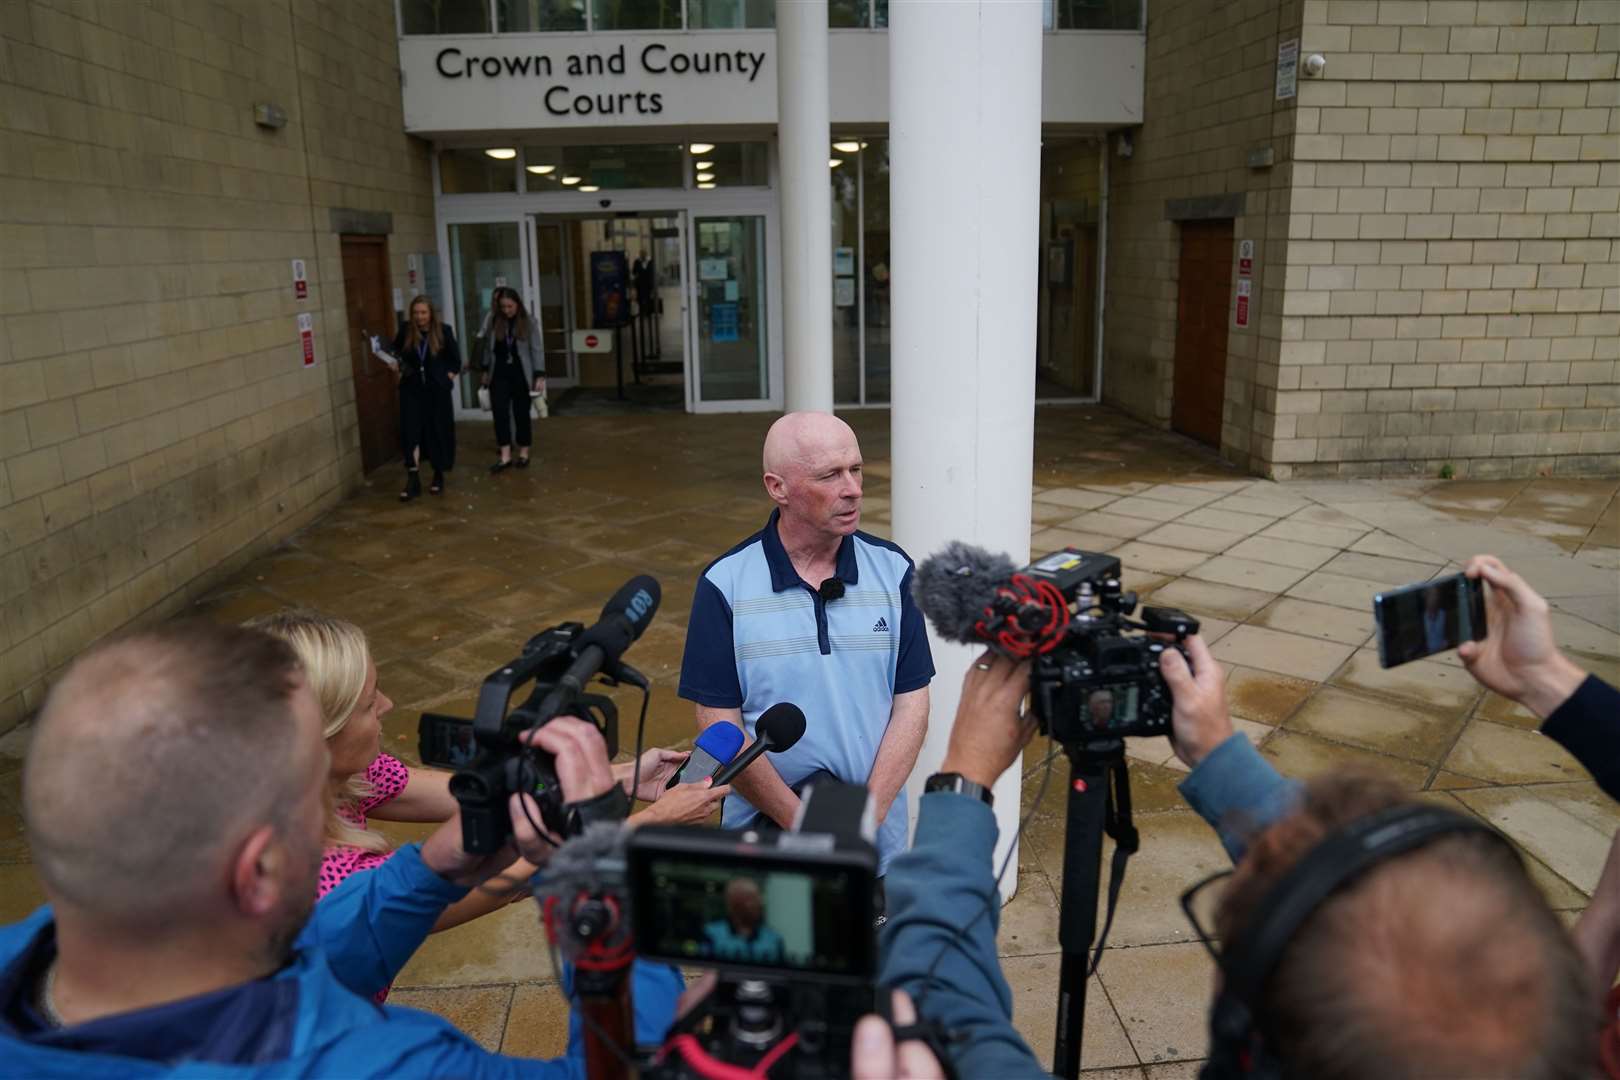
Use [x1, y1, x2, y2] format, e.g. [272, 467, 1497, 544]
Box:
[928, 651, 1036, 803]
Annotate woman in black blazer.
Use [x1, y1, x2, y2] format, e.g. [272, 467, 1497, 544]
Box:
[392, 295, 461, 500]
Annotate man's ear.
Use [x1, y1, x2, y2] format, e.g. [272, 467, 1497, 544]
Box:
[231, 825, 282, 919]
[763, 472, 789, 506]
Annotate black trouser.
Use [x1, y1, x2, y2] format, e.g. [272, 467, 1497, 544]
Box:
[489, 362, 531, 449]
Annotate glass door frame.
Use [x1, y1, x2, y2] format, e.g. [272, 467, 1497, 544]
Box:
[437, 209, 534, 420]
[524, 215, 579, 390]
[437, 185, 782, 416]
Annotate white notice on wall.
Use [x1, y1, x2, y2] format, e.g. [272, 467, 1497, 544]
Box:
[393, 288, 405, 312]
[1276, 39, 1299, 100]
[834, 277, 855, 307]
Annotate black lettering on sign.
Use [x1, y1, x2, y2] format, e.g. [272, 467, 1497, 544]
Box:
[544, 85, 571, 115]
[640, 43, 666, 74]
[436, 48, 462, 78]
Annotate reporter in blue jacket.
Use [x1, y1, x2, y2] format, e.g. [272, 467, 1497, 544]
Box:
[0, 620, 679, 1078]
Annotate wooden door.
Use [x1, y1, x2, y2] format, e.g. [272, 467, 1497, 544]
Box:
[340, 236, 399, 473]
[1171, 220, 1234, 448]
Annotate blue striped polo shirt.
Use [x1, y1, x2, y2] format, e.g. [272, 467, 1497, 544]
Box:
[678, 509, 934, 873]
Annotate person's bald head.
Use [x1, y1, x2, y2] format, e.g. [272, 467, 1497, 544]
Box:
[1216, 774, 1595, 1077]
[762, 412, 864, 539]
[24, 621, 324, 931]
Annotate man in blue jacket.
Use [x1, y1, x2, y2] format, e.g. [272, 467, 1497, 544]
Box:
[0, 619, 679, 1078]
[880, 613, 1596, 1077]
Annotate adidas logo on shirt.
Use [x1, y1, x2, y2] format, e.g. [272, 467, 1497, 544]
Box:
[872, 618, 889, 633]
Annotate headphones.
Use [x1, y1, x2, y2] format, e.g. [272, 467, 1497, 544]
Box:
[1200, 804, 1514, 1079]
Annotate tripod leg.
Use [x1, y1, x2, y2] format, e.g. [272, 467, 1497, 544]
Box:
[1052, 750, 1112, 1079]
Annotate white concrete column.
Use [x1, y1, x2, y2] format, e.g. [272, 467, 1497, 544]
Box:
[890, 1, 1042, 898]
[776, 0, 833, 412]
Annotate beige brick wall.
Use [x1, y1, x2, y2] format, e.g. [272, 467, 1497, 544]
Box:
[1267, 0, 1619, 478]
[1104, 0, 1305, 471]
[0, 0, 435, 730]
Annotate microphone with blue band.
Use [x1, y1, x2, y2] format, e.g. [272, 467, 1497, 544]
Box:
[666, 722, 747, 789]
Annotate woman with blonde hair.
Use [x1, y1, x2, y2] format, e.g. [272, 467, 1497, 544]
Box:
[391, 294, 461, 500]
[246, 609, 727, 993]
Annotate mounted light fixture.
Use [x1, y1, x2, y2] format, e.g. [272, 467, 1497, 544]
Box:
[578, 185, 600, 192]
[526, 164, 556, 175]
[485, 147, 517, 160]
[697, 182, 716, 190]
[832, 140, 861, 153]
[828, 158, 843, 168]
[696, 171, 715, 182]
[695, 160, 715, 170]
[561, 175, 582, 185]
[689, 143, 715, 154]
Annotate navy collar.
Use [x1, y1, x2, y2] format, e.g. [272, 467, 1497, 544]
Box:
[761, 509, 860, 594]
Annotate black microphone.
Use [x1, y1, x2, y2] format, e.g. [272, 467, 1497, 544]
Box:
[818, 577, 845, 602]
[711, 702, 807, 788]
[911, 541, 1020, 645]
[536, 575, 661, 720]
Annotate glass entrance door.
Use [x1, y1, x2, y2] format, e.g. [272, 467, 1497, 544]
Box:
[447, 220, 527, 414]
[530, 220, 575, 385]
[688, 215, 770, 408]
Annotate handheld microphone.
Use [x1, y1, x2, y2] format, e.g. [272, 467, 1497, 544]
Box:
[666, 723, 746, 789]
[711, 702, 807, 788]
[912, 542, 1070, 658]
[535, 575, 661, 721]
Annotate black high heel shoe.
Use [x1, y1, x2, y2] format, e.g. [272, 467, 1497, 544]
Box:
[400, 469, 421, 502]
[430, 471, 445, 495]
[489, 459, 512, 474]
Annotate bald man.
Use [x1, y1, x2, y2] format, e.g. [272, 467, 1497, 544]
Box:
[0, 620, 679, 1077]
[678, 412, 934, 888]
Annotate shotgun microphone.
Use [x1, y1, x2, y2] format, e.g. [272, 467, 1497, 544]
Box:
[711, 702, 807, 788]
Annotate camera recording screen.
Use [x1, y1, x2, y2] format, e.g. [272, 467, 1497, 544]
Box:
[1374, 572, 1486, 668]
[634, 856, 871, 979]
[418, 713, 479, 768]
[1084, 685, 1139, 732]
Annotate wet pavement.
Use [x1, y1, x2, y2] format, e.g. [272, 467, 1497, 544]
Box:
[0, 404, 1615, 1072]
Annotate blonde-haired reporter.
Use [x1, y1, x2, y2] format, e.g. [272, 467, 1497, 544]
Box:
[246, 613, 726, 977]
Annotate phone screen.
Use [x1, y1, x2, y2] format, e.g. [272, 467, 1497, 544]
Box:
[1374, 572, 1487, 668]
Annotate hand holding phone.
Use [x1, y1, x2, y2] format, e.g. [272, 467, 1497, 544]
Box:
[1457, 555, 1587, 717]
[1373, 570, 1487, 668]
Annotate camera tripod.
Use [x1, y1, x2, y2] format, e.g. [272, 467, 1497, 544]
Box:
[1049, 736, 1138, 1079]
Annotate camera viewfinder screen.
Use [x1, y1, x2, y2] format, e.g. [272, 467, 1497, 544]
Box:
[418, 714, 479, 768]
[636, 857, 871, 979]
[1085, 685, 1139, 732]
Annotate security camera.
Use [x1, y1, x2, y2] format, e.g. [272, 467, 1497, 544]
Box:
[599, 199, 612, 209]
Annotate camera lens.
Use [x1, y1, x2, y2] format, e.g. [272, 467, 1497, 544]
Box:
[450, 773, 491, 801]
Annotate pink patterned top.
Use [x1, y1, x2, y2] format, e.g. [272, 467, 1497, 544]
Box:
[317, 754, 410, 1003]
[317, 752, 410, 899]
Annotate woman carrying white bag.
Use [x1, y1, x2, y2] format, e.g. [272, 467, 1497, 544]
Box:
[475, 286, 544, 473]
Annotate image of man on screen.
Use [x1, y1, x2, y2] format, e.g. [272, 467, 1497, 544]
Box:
[702, 878, 785, 965]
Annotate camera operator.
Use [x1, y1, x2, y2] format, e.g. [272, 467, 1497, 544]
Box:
[0, 620, 678, 1077]
[879, 638, 1597, 1078]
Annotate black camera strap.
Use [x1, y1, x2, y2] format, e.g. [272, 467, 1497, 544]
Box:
[569, 785, 632, 832]
[1088, 754, 1139, 977]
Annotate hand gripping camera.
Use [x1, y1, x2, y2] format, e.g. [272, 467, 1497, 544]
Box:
[417, 576, 659, 853]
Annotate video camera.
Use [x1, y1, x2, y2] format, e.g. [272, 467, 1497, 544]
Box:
[537, 784, 885, 1080]
[915, 544, 1198, 741]
[417, 576, 659, 853]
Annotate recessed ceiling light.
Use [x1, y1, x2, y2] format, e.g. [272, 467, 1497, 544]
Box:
[561, 176, 581, 185]
[579, 185, 600, 192]
[689, 143, 715, 154]
[829, 158, 843, 168]
[484, 148, 517, 160]
[696, 171, 715, 182]
[697, 182, 716, 189]
[833, 140, 861, 153]
[695, 161, 715, 170]
[526, 164, 556, 175]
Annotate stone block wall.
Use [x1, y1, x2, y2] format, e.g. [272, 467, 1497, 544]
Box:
[1264, 0, 1619, 477]
[0, 0, 435, 731]
[1104, 0, 1306, 471]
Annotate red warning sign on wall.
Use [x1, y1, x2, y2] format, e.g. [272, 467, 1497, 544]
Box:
[298, 313, 316, 367]
[1234, 279, 1252, 328]
[292, 259, 308, 301]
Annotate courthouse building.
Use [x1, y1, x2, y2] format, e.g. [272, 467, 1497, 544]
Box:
[0, 0, 1616, 725]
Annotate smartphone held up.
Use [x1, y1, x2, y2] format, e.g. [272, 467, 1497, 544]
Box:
[1373, 570, 1488, 669]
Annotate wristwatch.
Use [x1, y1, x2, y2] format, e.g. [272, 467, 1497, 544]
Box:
[925, 772, 994, 808]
